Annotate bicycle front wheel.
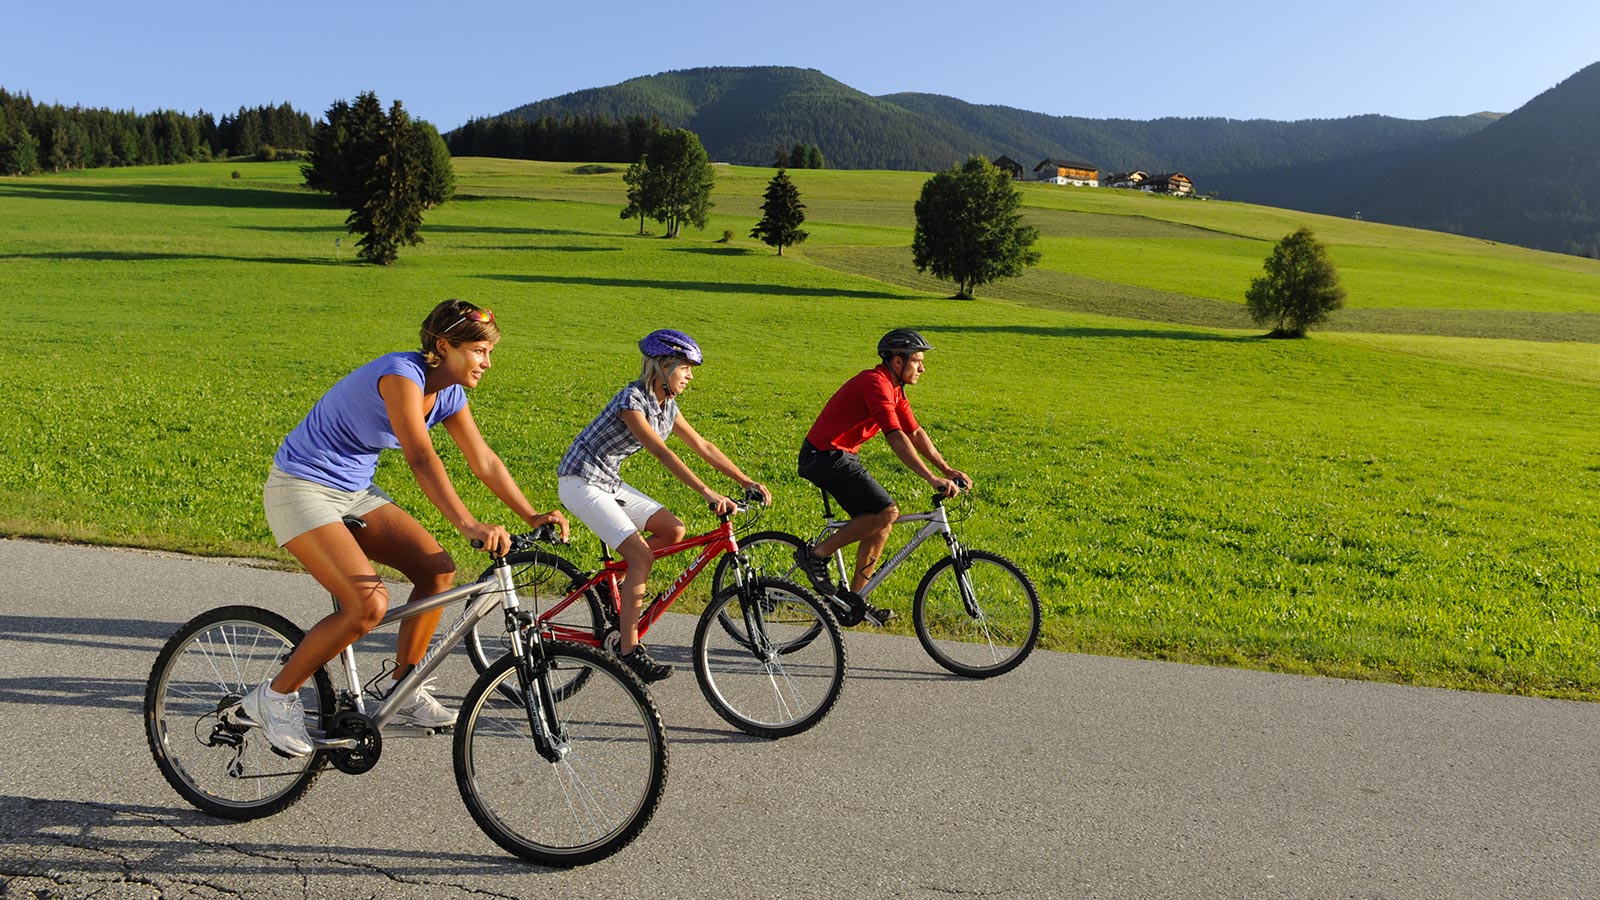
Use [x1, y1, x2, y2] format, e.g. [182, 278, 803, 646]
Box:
[469, 549, 602, 675]
[144, 605, 333, 819]
[693, 577, 846, 738]
[454, 642, 667, 867]
[912, 550, 1041, 678]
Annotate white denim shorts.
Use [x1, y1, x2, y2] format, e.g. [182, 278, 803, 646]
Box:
[263, 465, 395, 546]
[557, 476, 663, 548]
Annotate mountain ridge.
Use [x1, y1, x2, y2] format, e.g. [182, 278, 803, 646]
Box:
[468, 63, 1599, 256]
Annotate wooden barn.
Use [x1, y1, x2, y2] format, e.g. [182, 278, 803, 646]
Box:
[1141, 172, 1195, 196]
[992, 155, 1025, 180]
[1033, 158, 1100, 187]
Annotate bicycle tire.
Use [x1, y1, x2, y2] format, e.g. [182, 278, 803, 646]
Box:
[710, 531, 830, 651]
[709, 529, 809, 598]
[469, 549, 602, 674]
[693, 577, 846, 738]
[912, 549, 1041, 678]
[454, 642, 668, 866]
[144, 605, 334, 820]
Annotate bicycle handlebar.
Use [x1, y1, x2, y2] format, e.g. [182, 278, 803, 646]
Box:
[710, 485, 769, 516]
[471, 523, 566, 558]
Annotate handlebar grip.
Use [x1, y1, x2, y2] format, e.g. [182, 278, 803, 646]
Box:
[471, 539, 485, 550]
[953, 477, 969, 490]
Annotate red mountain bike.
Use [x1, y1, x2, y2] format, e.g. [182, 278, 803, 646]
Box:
[466, 489, 847, 738]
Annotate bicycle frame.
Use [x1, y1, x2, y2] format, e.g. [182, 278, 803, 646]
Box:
[322, 562, 529, 741]
[537, 518, 744, 645]
[811, 503, 961, 601]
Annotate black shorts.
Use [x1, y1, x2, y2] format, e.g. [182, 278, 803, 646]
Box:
[797, 441, 894, 517]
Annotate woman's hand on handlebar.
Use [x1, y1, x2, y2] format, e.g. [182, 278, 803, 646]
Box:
[463, 520, 512, 556]
[530, 509, 571, 543]
[741, 481, 772, 507]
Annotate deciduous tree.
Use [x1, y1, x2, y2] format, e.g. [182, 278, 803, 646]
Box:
[630, 128, 714, 238]
[912, 155, 1040, 298]
[1244, 227, 1346, 337]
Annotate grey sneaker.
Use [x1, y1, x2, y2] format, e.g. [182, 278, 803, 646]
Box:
[392, 678, 458, 728]
[237, 678, 314, 757]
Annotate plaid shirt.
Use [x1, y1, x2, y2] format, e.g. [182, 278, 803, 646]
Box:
[558, 381, 678, 491]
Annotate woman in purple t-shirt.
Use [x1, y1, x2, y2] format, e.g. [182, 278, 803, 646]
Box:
[238, 299, 569, 758]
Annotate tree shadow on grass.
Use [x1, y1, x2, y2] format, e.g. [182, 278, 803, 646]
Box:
[472, 245, 622, 253]
[0, 250, 343, 266]
[666, 246, 756, 256]
[477, 273, 920, 301]
[421, 224, 617, 238]
[915, 323, 1262, 343]
[0, 181, 326, 210]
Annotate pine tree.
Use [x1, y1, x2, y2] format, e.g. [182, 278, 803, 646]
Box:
[415, 120, 455, 208]
[750, 169, 808, 256]
[346, 98, 425, 265]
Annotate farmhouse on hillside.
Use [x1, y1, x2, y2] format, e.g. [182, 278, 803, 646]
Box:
[992, 156, 1025, 180]
[1034, 158, 1099, 187]
[1105, 170, 1148, 188]
[1140, 172, 1194, 196]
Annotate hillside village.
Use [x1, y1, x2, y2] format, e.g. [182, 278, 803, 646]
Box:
[992, 155, 1196, 195]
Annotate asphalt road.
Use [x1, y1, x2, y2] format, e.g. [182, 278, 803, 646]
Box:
[2, 538, 1598, 899]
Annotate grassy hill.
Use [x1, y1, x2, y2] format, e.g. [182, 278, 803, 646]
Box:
[4, 159, 1600, 699]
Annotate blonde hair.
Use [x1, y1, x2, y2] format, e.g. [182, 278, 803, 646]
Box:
[640, 355, 688, 396]
[419, 299, 499, 368]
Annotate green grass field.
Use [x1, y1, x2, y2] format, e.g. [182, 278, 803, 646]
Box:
[5, 158, 1600, 698]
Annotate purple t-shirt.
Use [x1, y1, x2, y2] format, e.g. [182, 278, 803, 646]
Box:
[273, 352, 466, 491]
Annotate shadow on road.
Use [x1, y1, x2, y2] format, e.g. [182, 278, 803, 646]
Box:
[0, 794, 560, 876]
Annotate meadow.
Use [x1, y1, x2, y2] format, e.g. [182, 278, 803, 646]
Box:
[4, 158, 1600, 698]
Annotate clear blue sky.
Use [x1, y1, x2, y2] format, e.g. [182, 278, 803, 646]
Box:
[4, 1, 1597, 131]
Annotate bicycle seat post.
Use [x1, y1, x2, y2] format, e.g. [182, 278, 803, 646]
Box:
[819, 488, 834, 521]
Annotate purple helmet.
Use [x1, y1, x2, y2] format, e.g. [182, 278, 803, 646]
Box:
[639, 328, 703, 365]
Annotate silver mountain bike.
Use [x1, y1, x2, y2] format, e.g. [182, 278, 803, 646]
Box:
[710, 482, 1041, 678]
[143, 524, 668, 867]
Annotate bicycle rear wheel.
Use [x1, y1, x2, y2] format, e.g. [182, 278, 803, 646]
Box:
[709, 530, 809, 598]
[454, 642, 667, 866]
[693, 577, 846, 738]
[144, 605, 333, 819]
[468, 549, 602, 675]
[912, 549, 1041, 678]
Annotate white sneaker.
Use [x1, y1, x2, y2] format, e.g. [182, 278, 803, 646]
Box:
[237, 678, 314, 757]
[392, 678, 458, 728]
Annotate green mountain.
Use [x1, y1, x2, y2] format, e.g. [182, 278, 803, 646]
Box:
[1325, 61, 1600, 257]
[489, 63, 1600, 255]
[499, 66, 1491, 180]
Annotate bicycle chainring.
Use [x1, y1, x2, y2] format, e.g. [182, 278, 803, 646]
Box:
[327, 710, 383, 775]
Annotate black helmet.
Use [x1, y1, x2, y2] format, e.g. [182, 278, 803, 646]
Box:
[878, 328, 933, 359]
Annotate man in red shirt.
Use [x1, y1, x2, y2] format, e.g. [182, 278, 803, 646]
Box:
[793, 329, 971, 624]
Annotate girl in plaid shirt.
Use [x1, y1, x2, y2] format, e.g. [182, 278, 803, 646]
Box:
[557, 329, 769, 682]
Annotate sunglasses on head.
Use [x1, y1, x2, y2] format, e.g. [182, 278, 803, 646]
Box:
[441, 308, 494, 334]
